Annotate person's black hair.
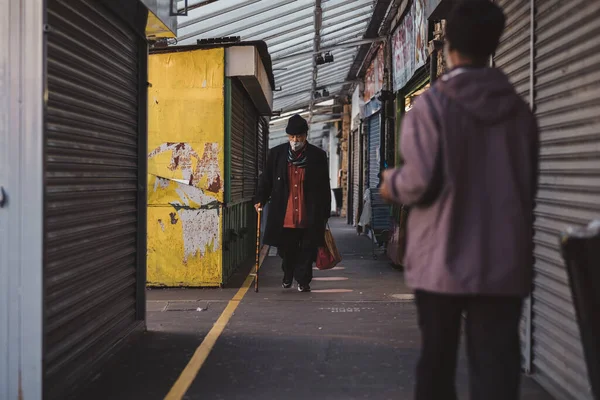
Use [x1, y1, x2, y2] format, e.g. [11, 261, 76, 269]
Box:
[446, 0, 506, 61]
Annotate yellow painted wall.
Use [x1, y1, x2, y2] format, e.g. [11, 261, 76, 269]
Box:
[147, 48, 225, 287]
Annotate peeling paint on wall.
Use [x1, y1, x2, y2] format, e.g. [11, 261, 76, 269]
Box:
[179, 208, 220, 263]
[148, 142, 222, 192]
[196, 142, 221, 193]
[147, 175, 223, 287]
[172, 173, 219, 207]
[151, 175, 222, 263]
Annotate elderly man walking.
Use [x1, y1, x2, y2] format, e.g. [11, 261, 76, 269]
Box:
[381, 1, 540, 399]
[254, 114, 331, 292]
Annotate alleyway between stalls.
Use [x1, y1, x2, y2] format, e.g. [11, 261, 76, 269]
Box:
[80, 218, 553, 400]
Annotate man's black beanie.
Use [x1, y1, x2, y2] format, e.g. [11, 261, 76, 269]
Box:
[286, 114, 309, 135]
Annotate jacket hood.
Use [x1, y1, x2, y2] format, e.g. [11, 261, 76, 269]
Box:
[436, 67, 523, 124]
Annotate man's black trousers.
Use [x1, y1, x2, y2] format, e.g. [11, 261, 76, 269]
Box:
[279, 228, 316, 286]
[414, 290, 523, 400]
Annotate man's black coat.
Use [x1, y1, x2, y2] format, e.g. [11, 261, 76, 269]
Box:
[254, 142, 331, 248]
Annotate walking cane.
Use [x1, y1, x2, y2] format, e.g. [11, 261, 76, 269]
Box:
[254, 207, 262, 293]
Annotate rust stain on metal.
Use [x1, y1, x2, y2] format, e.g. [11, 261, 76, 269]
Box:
[196, 142, 222, 192]
[207, 175, 222, 193]
[169, 212, 178, 224]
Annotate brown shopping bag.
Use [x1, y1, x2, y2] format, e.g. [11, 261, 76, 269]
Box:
[316, 226, 342, 270]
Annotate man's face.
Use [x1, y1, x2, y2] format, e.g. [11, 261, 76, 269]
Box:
[289, 133, 307, 144]
[289, 133, 308, 151]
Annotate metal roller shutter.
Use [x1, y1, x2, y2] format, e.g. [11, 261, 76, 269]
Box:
[243, 100, 259, 201]
[351, 129, 361, 225]
[529, 1, 600, 398]
[495, 0, 532, 99]
[368, 113, 381, 188]
[45, 1, 145, 398]
[258, 117, 268, 175]
[230, 80, 259, 202]
[494, 0, 533, 375]
[231, 80, 245, 202]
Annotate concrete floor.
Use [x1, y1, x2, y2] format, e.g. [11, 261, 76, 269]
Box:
[78, 218, 554, 400]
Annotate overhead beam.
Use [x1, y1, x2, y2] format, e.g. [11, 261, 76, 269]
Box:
[272, 37, 385, 62]
[309, 0, 323, 127]
[275, 80, 354, 100]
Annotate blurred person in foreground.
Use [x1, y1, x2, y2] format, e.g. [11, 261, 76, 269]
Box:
[254, 114, 331, 292]
[380, 1, 539, 399]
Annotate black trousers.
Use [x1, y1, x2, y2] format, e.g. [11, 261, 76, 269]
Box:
[279, 229, 316, 286]
[414, 290, 523, 400]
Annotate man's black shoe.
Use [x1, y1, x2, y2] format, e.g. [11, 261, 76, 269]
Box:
[282, 282, 292, 289]
[297, 284, 311, 292]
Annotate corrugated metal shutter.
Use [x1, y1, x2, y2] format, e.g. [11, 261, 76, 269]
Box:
[497, 0, 600, 398]
[231, 81, 245, 202]
[258, 117, 268, 175]
[495, 0, 531, 99]
[528, 1, 600, 398]
[243, 99, 259, 201]
[230, 80, 259, 203]
[351, 129, 360, 225]
[494, 0, 533, 375]
[368, 113, 381, 188]
[45, 1, 144, 398]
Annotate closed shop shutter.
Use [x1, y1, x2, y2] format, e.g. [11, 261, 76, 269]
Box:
[230, 80, 259, 203]
[495, 0, 531, 99]
[243, 99, 259, 201]
[494, 0, 533, 375]
[528, 1, 600, 398]
[351, 129, 361, 225]
[496, 0, 600, 398]
[368, 113, 381, 188]
[258, 117, 268, 175]
[231, 80, 245, 202]
[45, 1, 145, 398]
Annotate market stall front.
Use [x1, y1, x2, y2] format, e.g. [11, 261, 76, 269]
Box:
[147, 43, 273, 287]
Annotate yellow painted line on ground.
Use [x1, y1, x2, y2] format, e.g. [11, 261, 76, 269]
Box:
[164, 246, 268, 400]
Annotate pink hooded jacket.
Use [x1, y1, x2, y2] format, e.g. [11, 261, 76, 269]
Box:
[388, 67, 539, 296]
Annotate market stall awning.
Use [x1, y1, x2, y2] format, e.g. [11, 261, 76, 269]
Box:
[175, 0, 378, 113]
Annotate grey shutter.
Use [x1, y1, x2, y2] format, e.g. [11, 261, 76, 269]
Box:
[243, 99, 259, 201]
[495, 0, 600, 398]
[231, 80, 259, 203]
[368, 113, 381, 188]
[529, 1, 599, 399]
[351, 129, 361, 225]
[231, 80, 245, 202]
[495, 0, 532, 99]
[45, 0, 145, 398]
[258, 117, 268, 175]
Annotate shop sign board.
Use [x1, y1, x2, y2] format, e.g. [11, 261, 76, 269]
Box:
[363, 44, 385, 102]
[392, 0, 429, 92]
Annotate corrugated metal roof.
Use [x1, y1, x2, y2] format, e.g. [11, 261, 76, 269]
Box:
[175, 0, 377, 113]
